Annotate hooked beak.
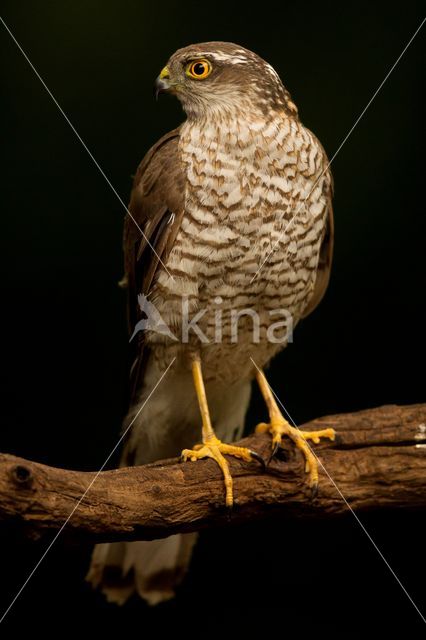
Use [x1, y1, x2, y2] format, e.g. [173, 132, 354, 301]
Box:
[154, 65, 172, 100]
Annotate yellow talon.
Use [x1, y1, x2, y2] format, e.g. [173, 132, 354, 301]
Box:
[254, 367, 336, 495]
[181, 438, 258, 507]
[254, 422, 270, 434]
[184, 360, 264, 508]
[256, 417, 335, 487]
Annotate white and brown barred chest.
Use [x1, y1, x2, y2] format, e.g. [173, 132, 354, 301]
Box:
[149, 111, 330, 381]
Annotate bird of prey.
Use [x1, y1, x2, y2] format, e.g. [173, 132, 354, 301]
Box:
[87, 41, 335, 605]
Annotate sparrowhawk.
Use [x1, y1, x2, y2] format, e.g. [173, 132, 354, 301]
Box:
[87, 41, 335, 605]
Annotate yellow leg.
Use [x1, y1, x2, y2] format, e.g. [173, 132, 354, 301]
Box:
[181, 357, 264, 507]
[255, 368, 335, 495]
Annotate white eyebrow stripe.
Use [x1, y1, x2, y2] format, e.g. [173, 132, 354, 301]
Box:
[265, 62, 280, 80]
[195, 51, 249, 65]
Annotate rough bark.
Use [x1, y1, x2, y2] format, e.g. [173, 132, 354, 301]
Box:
[1, 403, 425, 542]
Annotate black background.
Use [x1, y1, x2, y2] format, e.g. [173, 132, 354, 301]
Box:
[1, 1, 425, 636]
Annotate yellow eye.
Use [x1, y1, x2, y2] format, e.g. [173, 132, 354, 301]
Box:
[186, 59, 212, 80]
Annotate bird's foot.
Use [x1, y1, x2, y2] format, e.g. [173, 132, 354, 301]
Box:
[181, 437, 264, 508]
[255, 419, 335, 496]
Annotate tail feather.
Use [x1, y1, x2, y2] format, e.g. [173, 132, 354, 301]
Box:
[86, 362, 251, 606]
[86, 533, 197, 606]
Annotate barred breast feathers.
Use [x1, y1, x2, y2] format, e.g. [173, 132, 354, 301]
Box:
[152, 105, 331, 313]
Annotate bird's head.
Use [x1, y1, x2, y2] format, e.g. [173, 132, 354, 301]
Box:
[154, 41, 297, 120]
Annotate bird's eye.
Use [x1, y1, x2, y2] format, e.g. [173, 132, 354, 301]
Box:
[186, 59, 212, 80]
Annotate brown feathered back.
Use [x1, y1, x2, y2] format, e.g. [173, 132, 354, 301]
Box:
[122, 128, 185, 401]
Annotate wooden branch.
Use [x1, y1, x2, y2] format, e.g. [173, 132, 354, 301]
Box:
[1, 404, 425, 543]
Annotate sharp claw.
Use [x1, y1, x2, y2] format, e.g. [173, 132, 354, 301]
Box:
[311, 483, 318, 500]
[249, 449, 266, 472]
[267, 441, 280, 466]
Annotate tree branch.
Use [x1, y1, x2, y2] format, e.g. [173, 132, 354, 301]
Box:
[1, 403, 425, 543]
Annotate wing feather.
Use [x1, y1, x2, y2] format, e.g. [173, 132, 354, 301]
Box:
[122, 127, 185, 400]
[301, 135, 334, 319]
[301, 198, 334, 318]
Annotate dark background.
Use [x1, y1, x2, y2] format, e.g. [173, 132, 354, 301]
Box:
[1, 1, 425, 636]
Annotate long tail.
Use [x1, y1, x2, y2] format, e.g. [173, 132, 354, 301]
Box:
[86, 534, 198, 606]
[86, 361, 251, 605]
